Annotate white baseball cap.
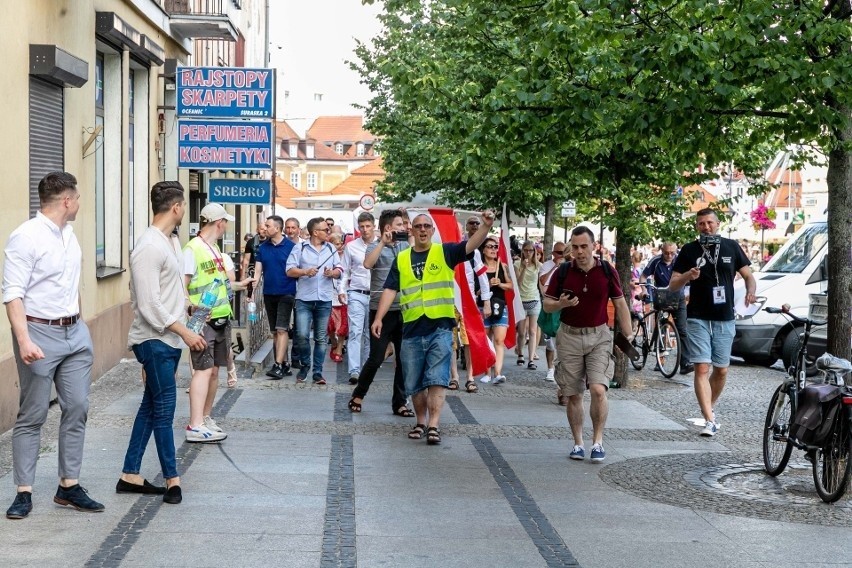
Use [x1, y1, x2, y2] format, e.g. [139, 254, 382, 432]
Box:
[200, 203, 234, 222]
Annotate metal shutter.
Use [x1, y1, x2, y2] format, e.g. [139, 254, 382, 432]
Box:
[29, 78, 64, 217]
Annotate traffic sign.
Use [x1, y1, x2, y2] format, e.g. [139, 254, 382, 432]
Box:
[359, 194, 375, 210]
[561, 200, 576, 218]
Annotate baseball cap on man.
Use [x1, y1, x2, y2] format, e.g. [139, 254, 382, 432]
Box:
[200, 203, 235, 222]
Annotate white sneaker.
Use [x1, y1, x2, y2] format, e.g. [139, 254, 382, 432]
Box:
[203, 415, 223, 433]
[479, 375, 492, 383]
[545, 368, 555, 382]
[700, 421, 718, 437]
[493, 375, 506, 385]
[186, 424, 227, 443]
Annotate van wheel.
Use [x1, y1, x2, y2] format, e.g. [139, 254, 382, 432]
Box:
[781, 329, 817, 377]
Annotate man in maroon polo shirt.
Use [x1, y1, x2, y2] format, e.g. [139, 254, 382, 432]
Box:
[542, 226, 633, 463]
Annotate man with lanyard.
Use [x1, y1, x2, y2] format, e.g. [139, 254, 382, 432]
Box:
[543, 227, 633, 463]
[286, 217, 343, 384]
[668, 208, 756, 437]
[371, 210, 494, 445]
[341, 212, 377, 384]
[3, 172, 104, 519]
[640, 242, 692, 375]
[183, 203, 234, 443]
[252, 215, 296, 380]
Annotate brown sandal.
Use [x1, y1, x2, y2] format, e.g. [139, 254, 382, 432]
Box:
[448, 379, 459, 390]
[465, 381, 478, 393]
[393, 406, 415, 418]
[408, 423, 426, 439]
[426, 426, 441, 445]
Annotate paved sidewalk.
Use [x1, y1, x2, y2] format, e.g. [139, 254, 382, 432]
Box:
[1, 348, 850, 567]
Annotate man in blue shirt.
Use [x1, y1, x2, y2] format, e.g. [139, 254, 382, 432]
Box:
[641, 242, 692, 374]
[286, 217, 343, 384]
[252, 215, 297, 380]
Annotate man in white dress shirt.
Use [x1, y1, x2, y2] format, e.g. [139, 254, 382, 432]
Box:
[341, 212, 377, 384]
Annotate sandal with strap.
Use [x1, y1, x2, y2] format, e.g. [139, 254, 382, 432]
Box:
[348, 398, 362, 413]
[527, 362, 537, 370]
[394, 406, 415, 418]
[448, 379, 459, 391]
[516, 357, 525, 366]
[426, 426, 441, 445]
[408, 423, 426, 440]
[465, 381, 478, 393]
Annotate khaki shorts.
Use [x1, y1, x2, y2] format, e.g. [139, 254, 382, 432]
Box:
[190, 321, 231, 371]
[553, 323, 614, 396]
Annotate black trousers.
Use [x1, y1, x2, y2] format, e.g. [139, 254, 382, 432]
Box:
[352, 310, 406, 410]
[673, 296, 690, 367]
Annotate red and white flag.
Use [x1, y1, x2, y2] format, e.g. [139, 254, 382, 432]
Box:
[408, 207, 497, 376]
[499, 203, 523, 351]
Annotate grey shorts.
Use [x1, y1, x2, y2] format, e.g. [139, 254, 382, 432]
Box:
[190, 321, 231, 371]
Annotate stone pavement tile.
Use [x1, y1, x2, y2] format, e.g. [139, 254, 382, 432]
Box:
[174, 471, 329, 499]
[143, 502, 326, 536]
[572, 540, 757, 568]
[119, 532, 321, 568]
[226, 389, 336, 421]
[698, 511, 852, 565]
[604, 439, 729, 458]
[356, 535, 547, 568]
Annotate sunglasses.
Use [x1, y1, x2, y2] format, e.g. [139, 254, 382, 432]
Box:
[412, 223, 433, 230]
[484, 244, 499, 249]
[467, 221, 480, 226]
[553, 250, 565, 255]
[315, 227, 331, 233]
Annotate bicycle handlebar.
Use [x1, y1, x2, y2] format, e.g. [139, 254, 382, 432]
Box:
[764, 306, 827, 327]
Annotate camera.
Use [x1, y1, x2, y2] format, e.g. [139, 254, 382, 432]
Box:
[392, 231, 409, 242]
[699, 234, 721, 246]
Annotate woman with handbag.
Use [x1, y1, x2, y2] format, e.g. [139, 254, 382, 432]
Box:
[479, 237, 513, 384]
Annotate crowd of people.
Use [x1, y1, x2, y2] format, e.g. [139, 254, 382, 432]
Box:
[2, 172, 757, 518]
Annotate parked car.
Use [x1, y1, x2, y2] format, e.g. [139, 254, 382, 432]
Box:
[732, 219, 827, 368]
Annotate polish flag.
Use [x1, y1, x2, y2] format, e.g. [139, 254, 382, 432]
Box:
[498, 203, 523, 351]
[409, 207, 496, 376]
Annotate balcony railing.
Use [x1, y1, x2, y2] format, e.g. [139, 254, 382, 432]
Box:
[164, 0, 226, 17]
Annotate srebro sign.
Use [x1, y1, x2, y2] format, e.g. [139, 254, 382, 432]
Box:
[208, 179, 271, 205]
[178, 120, 273, 170]
[177, 67, 274, 118]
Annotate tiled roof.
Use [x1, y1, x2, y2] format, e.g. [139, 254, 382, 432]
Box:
[684, 184, 720, 212]
[328, 158, 385, 196]
[273, 176, 302, 209]
[275, 120, 300, 142]
[306, 116, 375, 144]
[764, 167, 802, 209]
[277, 139, 348, 161]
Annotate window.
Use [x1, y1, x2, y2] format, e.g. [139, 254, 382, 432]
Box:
[313, 93, 323, 102]
[307, 172, 317, 190]
[356, 143, 365, 157]
[783, 211, 789, 221]
[306, 144, 315, 159]
[290, 171, 300, 188]
[95, 50, 124, 276]
[334, 142, 343, 155]
[288, 142, 297, 158]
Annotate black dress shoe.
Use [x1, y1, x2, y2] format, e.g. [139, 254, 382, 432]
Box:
[6, 492, 33, 520]
[680, 364, 695, 375]
[163, 485, 182, 505]
[116, 478, 167, 495]
[54, 484, 105, 512]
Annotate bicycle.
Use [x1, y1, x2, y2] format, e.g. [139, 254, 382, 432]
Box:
[629, 283, 682, 379]
[761, 305, 852, 503]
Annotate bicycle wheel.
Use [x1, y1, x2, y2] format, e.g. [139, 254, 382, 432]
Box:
[655, 320, 681, 378]
[812, 414, 852, 503]
[630, 320, 647, 370]
[763, 383, 794, 476]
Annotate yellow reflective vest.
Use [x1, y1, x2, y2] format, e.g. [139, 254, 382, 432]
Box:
[398, 245, 456, 323]
[184, 237, 232, 319]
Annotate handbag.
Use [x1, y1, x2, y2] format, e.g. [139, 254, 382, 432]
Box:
[537, 307, 561, 337]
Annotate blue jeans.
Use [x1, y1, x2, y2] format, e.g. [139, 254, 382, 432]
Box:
[295, 299, 332, 378]
[123, 340, 181, 479]
[346, 292, 371, 376]
[401, 328, 453, 396]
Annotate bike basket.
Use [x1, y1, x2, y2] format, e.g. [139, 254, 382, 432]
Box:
[789, 384, 843, 448]
[652, 288, 680, 312]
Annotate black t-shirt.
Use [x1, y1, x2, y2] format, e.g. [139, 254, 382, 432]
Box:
[384, 242, 471, 338]
[673, 237, 749, 321]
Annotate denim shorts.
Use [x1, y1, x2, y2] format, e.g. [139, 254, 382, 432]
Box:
[686, 318, 736, 368]
[481, 308, 509, 329]
[400, 328, 453, 396]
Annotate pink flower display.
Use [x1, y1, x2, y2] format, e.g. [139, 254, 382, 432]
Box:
[750, 203, 776, 231]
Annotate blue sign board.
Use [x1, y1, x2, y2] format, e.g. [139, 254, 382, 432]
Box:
[208, 179, 271, 205]
[178, 120, 273, 170]
[176, 67, 274, 118]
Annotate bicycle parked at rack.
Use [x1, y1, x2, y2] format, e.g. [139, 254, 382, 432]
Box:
[762, 305, 852, 503]
[629, 283, 682, 379]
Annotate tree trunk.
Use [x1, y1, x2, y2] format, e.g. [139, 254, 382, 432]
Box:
[612, 228, 633, 387]
[825, 106, 852, 361]
[543, 195, 555, 256]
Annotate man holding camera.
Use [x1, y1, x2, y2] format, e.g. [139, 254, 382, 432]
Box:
[669, 208, 756, 437]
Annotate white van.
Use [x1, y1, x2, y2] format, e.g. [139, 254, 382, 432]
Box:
[731, 219, 828, 366]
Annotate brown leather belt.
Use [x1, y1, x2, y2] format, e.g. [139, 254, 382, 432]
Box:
[26, 314, 80, 326]
[561, 323, 608, 335]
